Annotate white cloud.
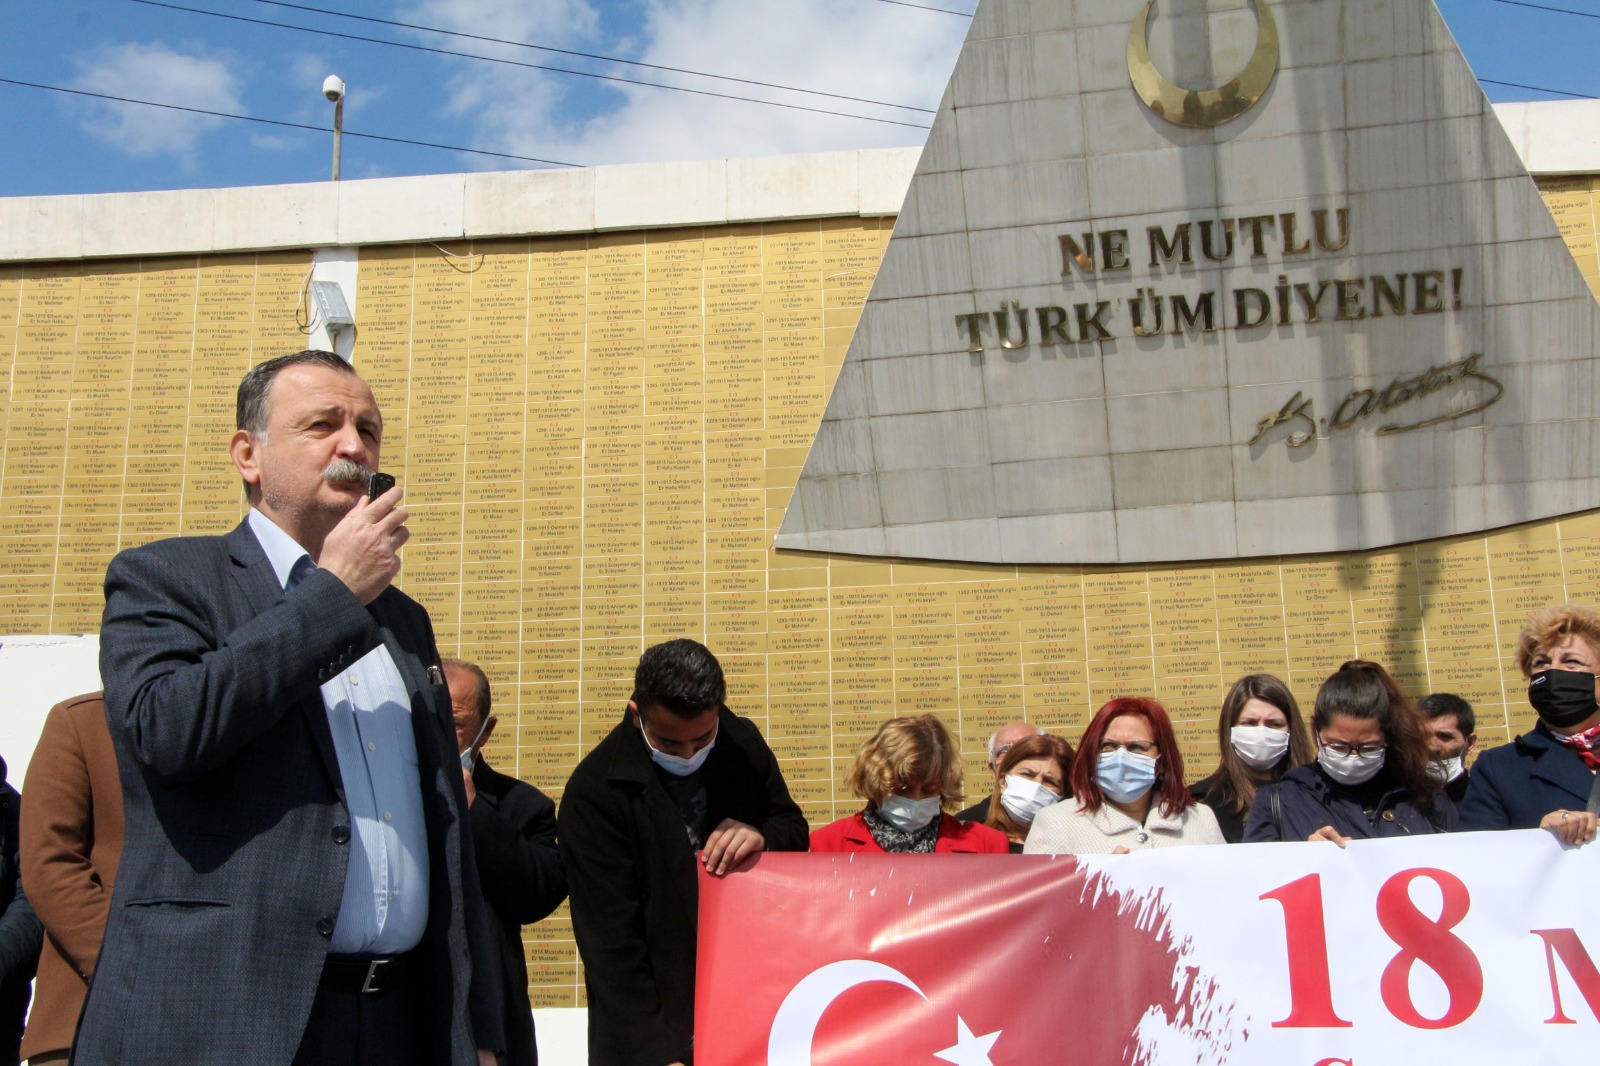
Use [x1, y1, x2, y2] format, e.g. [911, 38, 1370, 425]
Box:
[289, 51, 335, 91]
[401, 0, 969, 169]
[394, 0, 603, 166]
[248, 132, 300, 154]
[70, 42, 245, 164]
[401, 0, 601, 61]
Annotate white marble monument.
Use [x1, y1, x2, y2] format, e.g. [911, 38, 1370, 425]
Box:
[777, 0, 1600, 564]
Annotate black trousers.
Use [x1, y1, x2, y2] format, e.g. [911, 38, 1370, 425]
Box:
[291, 966, 427, 1066]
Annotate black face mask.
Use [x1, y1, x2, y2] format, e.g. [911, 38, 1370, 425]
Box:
[1528, 669, 1600, 731]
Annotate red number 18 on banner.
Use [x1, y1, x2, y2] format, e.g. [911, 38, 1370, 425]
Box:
[1262, 867, 1600, 1029]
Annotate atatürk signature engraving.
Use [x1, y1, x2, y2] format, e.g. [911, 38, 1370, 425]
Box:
[1249, 354, 1505, 449]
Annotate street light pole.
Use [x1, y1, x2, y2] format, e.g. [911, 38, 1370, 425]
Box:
[322, 75, 346, 181]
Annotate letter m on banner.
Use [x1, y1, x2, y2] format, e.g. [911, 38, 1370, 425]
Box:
[1534, 929, 1600, 1024]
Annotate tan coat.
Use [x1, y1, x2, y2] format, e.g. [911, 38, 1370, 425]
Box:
[1022, 789, 1225, 856]
[18, 693, 124, 1061]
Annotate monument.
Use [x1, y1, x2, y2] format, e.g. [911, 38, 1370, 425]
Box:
[778, 0, 1600, 564]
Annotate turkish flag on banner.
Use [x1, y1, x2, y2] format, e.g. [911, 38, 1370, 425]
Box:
[697, 833, 1600, 1065]
[696, 852, 1230, 1066]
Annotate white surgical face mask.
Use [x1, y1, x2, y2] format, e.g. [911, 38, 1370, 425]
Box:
[878, 793, 942, 832]
[1317, 745, 1385, 786]
[639, 720, 717, 777]
[1427, 756, 1465, 784]
[999, 775, 1061, 825]
[1096, 749, 1159, 805]
[1230, 725, 1291, 771]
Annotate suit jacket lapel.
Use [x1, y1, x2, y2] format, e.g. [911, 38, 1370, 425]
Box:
[224, 520, 347, 802]
[369, 593, 449, 736]
[369, 593, 456, 828]
[372, 599, 429, 700]
[224, 520, 289, 616]
[1530, 735, 1596, 803]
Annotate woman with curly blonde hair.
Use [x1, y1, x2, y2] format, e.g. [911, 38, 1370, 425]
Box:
[1460, 603, 1600, 846]
[810, 714, 1008, 854]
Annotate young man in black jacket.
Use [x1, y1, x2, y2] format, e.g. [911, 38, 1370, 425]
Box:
[559, 639, 807, 1066]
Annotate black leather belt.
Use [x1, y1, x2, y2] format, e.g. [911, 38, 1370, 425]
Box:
[320, 950, 418, 993]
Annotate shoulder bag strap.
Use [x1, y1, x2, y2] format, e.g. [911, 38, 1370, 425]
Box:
[1267, 782, 1285, 840]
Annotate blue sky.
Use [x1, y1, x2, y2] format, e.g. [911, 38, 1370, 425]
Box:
[0, 0, 1593, 198]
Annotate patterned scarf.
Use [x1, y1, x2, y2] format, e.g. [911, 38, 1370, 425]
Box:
[862, 806, 940, 853]
[1554, 723, 1600, 771]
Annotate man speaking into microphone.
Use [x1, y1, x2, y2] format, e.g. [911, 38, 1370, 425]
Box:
[79, 350, 500, 1066]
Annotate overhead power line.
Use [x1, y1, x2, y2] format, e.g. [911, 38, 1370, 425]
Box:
[242, 0, 936, 115]
[0, 76, 582, 167]
[1478, 2, 1600, 95]
[1479, 77, 1595, 99]
[866, 0, 974, 14]
[123, 0, 933, 130]
[1492, 0, 1600, 19]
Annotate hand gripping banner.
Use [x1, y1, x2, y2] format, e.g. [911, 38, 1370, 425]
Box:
[696, 831, 1600, 1064]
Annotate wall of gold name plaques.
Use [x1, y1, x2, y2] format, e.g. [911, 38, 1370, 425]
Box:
[0, 252, 314, 633]
[0, 176, 1598, 1008]
[1540, 175, 1600, 299]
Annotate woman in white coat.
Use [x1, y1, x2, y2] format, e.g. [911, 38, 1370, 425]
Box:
[1025, 697, 1224, 855]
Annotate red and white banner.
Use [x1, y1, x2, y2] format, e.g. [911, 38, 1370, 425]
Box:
[696, 830, 1600, 1064]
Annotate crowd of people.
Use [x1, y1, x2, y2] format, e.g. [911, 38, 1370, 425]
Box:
[0, 350, 1597, 1066]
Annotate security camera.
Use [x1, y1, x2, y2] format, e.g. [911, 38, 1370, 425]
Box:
[322, 75, 346, 103]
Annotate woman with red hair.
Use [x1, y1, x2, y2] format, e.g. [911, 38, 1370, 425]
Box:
[1024, 698, 1224, 854]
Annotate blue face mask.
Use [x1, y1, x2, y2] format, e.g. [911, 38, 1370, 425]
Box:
[1096, 749, 1159, 804]
[459, 715, 491, 772]
[639, 720, 717, 777]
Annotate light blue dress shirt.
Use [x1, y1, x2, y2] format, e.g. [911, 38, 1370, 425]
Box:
[248, 508, 430, 955]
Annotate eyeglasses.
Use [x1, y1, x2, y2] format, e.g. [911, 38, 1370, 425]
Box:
[1321, 740, 1386, 758]
[1098, 740, 1158, 757]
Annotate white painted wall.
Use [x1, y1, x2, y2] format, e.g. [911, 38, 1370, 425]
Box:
[532, 1008, 588, 1064]
[308, 248, 360, 360]
[0, 634, 101, 789]
[0, 147, 922, 263]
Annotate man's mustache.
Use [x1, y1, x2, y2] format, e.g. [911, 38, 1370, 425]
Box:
[322, 458, 375, 486]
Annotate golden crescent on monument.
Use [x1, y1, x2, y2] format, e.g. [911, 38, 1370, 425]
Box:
[1127, 0, 1280, 128]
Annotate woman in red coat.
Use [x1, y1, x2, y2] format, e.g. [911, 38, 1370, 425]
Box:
[811, 714, 1009, 854]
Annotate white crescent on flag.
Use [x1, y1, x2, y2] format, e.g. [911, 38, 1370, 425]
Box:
[766, 959, 1002, 1066]
[767, 960, 926, 1065]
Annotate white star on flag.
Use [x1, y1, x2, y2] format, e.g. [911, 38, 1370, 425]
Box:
[933, 1016, 1001, 1066]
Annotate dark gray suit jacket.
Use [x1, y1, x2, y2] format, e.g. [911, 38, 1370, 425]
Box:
[78, 520, 500, 1065]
